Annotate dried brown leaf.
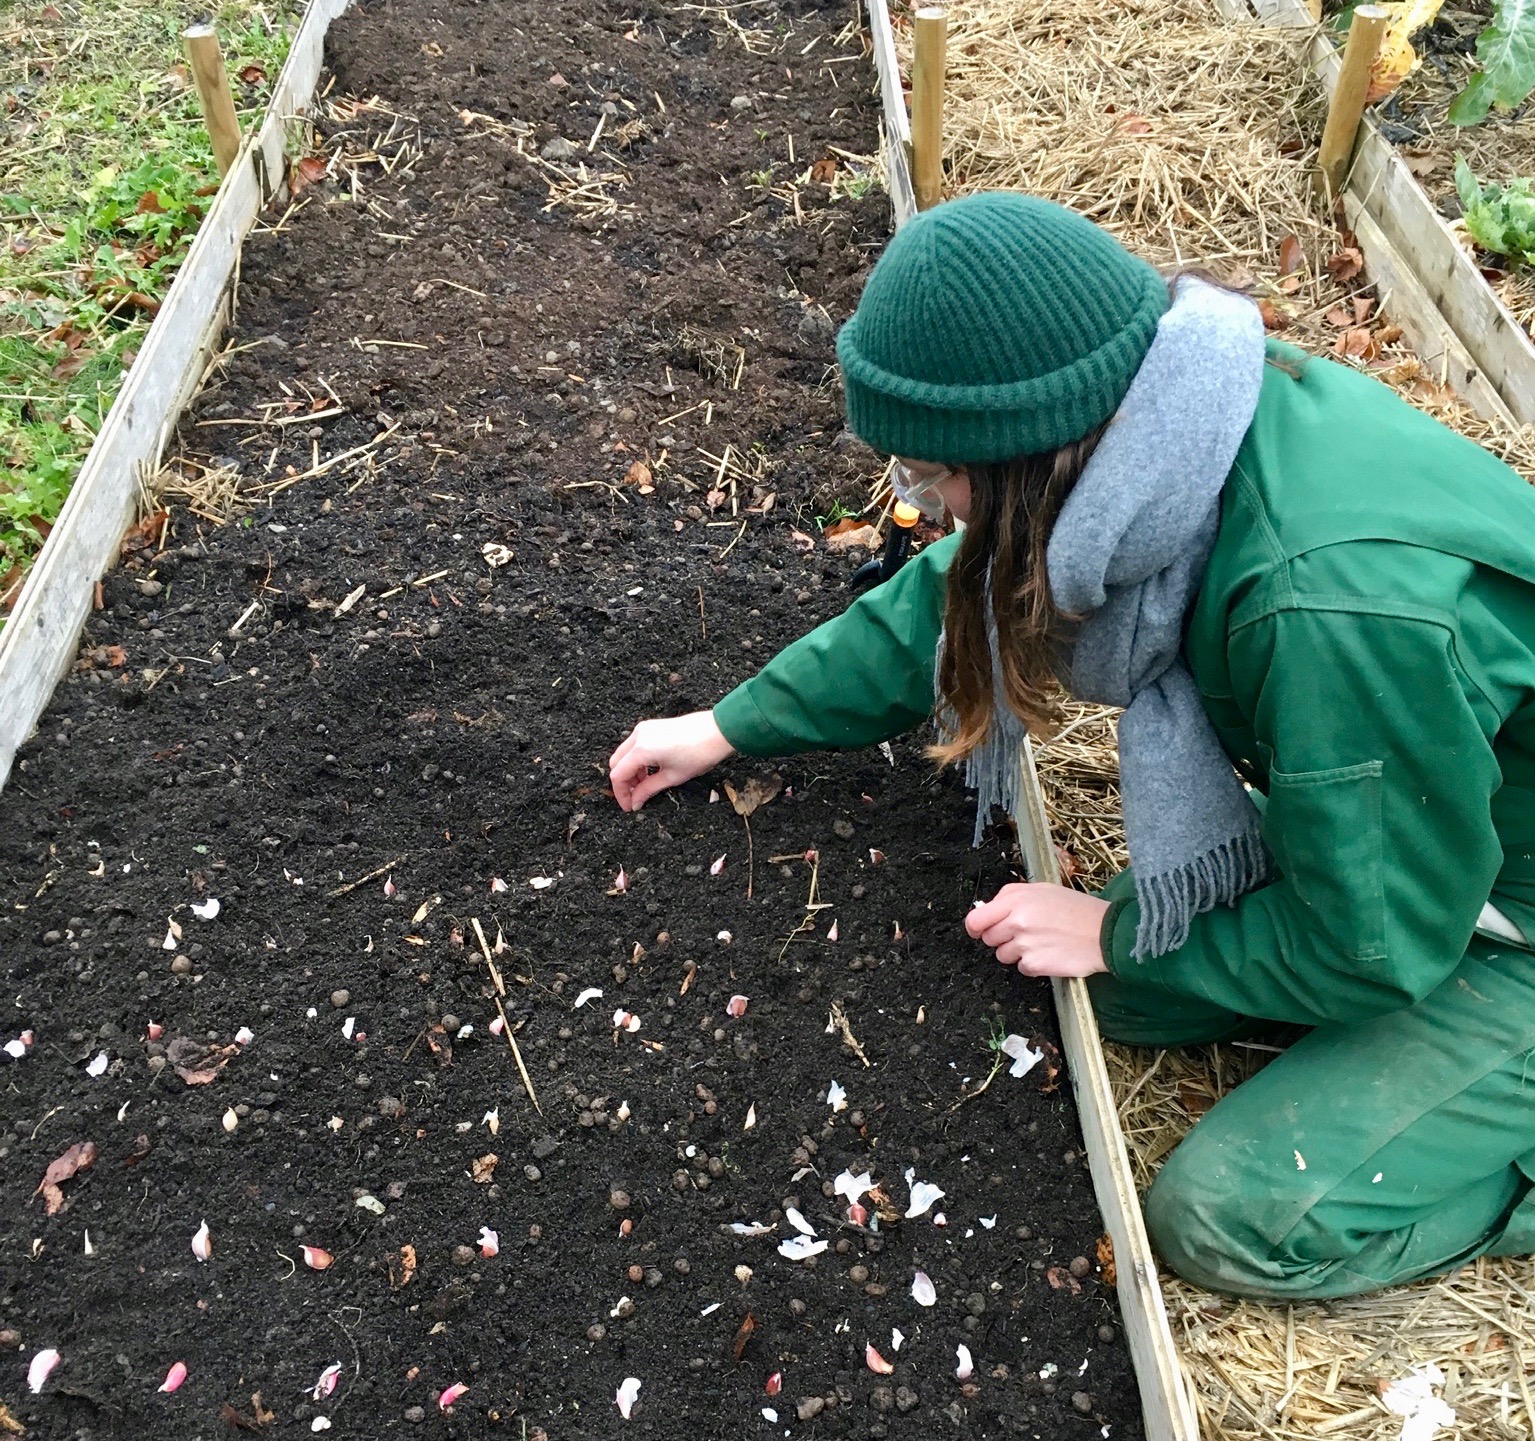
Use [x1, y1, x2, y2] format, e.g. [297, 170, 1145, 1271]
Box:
[471, 1153, 499, 1184]
[1334, 327, 1378, 360]
[1325, 246, 1364, 282]
[823, 523, 878, 553]
[723, 775, 782, 819]
[731, 1312, 757, 1363]
[168, 1036, 239, 1086]
[36, 1140, 98, 1215]
[1278, 234, 1305, 276]
[1046, 1265, 1083, 1294]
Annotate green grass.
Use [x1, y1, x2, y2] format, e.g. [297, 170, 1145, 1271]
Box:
[0, 0, 302, 606]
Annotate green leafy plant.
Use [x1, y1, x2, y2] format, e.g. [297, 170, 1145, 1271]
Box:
[1455, 156, 1535, 265]
[1448, 0, 1535, 125]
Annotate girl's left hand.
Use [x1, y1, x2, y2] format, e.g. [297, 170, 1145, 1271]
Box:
[965, 883, 1110, 979]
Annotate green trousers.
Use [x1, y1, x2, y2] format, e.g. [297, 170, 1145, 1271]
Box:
[1089, 936, 1535, 1299]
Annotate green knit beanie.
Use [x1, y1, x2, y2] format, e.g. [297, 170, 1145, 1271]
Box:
[837, 192, 1170, 463]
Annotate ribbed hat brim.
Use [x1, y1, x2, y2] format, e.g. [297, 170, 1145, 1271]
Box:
[838, 259, 1169, 463]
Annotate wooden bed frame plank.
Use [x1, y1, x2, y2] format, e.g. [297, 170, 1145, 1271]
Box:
[0, 0, 353, 792]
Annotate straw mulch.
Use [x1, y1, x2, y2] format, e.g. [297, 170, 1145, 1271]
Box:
[894, 0, 1535, 1432]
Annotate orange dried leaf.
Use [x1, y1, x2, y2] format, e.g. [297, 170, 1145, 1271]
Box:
[1096, 1233, 1117, 1287]
[388, 1244, 418, 1289]
[1278, 234, 1305, 276]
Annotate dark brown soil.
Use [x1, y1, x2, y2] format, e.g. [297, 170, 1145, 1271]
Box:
[0, 0, 1145, 1437]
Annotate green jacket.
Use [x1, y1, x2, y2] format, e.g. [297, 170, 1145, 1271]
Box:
[714, 345, 1535, 1027]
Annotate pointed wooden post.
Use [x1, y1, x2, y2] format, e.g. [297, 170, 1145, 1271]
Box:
[910, 6, 947, 210]
[1315, 5, 1388, 204]
[183, 24, 243, 177]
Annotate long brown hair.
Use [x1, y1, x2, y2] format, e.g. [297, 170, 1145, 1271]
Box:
[930, 424, 1106, 767]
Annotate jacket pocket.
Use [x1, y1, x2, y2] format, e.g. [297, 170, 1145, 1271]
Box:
[1264, 760, 1387, 962]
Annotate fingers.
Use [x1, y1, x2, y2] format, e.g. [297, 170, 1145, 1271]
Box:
[964, 896, 1008, 938]
[625, 766, 674, 813]
[609, 749, 654, 812]
[609, 729, 638, 774]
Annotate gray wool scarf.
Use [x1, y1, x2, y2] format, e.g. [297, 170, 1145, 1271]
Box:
[944, 277, 1270, 958]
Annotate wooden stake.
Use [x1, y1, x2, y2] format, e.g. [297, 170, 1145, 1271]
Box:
[183, 24, 243, 177]
[1315, 5, 1388, 205]
[910, 6, 947, 211]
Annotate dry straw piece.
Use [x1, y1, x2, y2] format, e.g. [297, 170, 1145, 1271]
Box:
[903, 0, 1535, 1433]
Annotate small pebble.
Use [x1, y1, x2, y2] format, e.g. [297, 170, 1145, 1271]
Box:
[627, 1264, 645, 1284]
[170, 955, 192, 975]
[1068, 1255, 1092, 1278]
[452, 1245, 475, 1267]
[610, 1188, 631, 1210]
[1097, 1324, 1117, 1344]
[587, 1324, 607, 1343]
[894, 1386, 919, 1414]
[404, 1405, 425, 1423]
[440, 1013, 460, 1033]
[523, 1164, 541, 1182]
[795, 1397, 824, 1421]
[330, 989, 350, 1009]
[788, 1298, 806, 1317]
[1072, 1392, 1094, 1415]
[848, 1264, 869, 1284]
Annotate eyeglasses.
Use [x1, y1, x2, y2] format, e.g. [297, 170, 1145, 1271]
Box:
[891, 460, 956, 518]
[895, 461, 955, 498]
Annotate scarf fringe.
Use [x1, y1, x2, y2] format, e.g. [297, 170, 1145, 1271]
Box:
[1132, 827, 1268, 959]
[963, 714, 1026, 849]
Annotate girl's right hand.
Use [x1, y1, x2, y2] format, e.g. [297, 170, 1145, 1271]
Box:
[609, 710, 736, 812]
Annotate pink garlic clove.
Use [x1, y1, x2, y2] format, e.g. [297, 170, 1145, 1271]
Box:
[158, 1361, 188, 1394]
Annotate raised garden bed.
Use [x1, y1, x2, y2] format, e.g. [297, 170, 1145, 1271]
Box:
[0, 1, 1146, 1436]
